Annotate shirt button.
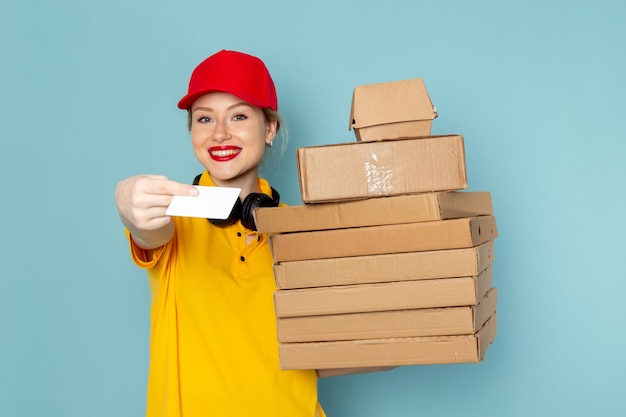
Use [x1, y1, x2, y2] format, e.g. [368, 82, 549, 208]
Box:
[240, 256, 245, 262]
[237, 232, 242, 237]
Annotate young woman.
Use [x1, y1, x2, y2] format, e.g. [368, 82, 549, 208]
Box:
[115, 50, 325, 416]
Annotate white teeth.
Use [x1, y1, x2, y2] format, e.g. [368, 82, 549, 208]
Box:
[210, 149, 240, 157]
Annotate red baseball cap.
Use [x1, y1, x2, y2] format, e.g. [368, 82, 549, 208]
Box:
[177, 50, 278, 111]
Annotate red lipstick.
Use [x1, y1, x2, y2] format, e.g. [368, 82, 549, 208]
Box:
[208, 146, 241, 162]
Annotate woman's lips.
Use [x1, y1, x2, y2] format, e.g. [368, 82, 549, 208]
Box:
[208, 146, 241, 162]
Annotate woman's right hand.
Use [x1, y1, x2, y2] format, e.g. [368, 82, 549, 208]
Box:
[115, 174, 198, 249]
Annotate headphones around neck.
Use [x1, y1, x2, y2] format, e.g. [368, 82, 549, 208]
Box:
[193, 174, 280, 231]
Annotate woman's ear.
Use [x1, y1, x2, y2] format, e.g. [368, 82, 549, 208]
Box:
[265, 119, 278, 145]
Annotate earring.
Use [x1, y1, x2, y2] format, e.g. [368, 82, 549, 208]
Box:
[267, 140, 273, 148]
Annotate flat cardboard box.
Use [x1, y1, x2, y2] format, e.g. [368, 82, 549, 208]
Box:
[277, 287, 497, 343]
[297, 135, 467, 203]
[274, 240, 494, 289]
[279, 315, 497, 369]
[349, 78, 438, 142]
[269, 215, 497, 262]
[274, 265, 492, 318]
[255, 191, 492, 234]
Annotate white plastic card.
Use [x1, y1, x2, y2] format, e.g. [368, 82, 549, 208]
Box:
[165, 186, 241, 219]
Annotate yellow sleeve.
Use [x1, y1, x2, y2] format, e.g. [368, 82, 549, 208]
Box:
[125, 228, 167, 269]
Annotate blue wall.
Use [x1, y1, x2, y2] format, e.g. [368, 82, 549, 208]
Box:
[2, 1, 625, 416]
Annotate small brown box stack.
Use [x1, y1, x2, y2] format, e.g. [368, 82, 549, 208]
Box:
[255, 78, 498, 370]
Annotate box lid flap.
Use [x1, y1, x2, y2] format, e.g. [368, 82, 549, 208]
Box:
[477, 314, 497, 360]
[349, 78, 437, 130]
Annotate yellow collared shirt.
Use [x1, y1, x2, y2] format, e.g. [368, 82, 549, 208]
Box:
[127, 172, 324, 417]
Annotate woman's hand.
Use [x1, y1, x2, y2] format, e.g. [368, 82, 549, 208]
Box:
[115, 174, 198, 249]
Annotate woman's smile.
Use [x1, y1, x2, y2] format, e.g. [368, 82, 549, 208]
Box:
[208, 145, 242, 161]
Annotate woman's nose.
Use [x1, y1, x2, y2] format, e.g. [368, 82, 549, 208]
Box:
[213, 119, 231, 142]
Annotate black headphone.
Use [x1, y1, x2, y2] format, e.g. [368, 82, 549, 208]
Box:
[193, 173, 280, 231]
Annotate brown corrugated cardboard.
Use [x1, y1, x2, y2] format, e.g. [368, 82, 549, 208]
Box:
[277, 287, 497, 343]
[255, 191, 492, 234]
[274, 266, 492, 318]
[278, 314, 497, 369]
[269, 215, 497, 262]
[349, 78, 438, 142]
[297, 135, 467, 203]
[274, 240, 494, 289]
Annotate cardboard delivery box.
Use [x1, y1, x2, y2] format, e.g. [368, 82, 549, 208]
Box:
[269, 215, 497, 263]
[349, 78, 438, 142]
[279, 315, 497, 369]
[255, 191, 492, 234]
[274, 265, 492, 318]
[277, 287, 497, 343]
[297, 135, 467, 203]
[273, 240, 494, 289]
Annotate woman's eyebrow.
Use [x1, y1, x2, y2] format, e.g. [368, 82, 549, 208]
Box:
[227, 101, 253, 111]
[192, 101, 252, 114]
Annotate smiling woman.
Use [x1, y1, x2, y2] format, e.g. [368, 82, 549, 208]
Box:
[114, 50, 326, 417]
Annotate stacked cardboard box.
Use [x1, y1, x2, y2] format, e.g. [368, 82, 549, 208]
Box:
[255, 78, 498, 370]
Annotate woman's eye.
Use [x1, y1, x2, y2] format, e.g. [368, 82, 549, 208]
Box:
[233, 114, 247, 121]
[197, 116, 212, 123]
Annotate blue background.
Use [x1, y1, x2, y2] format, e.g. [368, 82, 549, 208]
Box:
[2, 0, 625, 416]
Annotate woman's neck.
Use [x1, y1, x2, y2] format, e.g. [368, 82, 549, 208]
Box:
[210, 171, 261, 200]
